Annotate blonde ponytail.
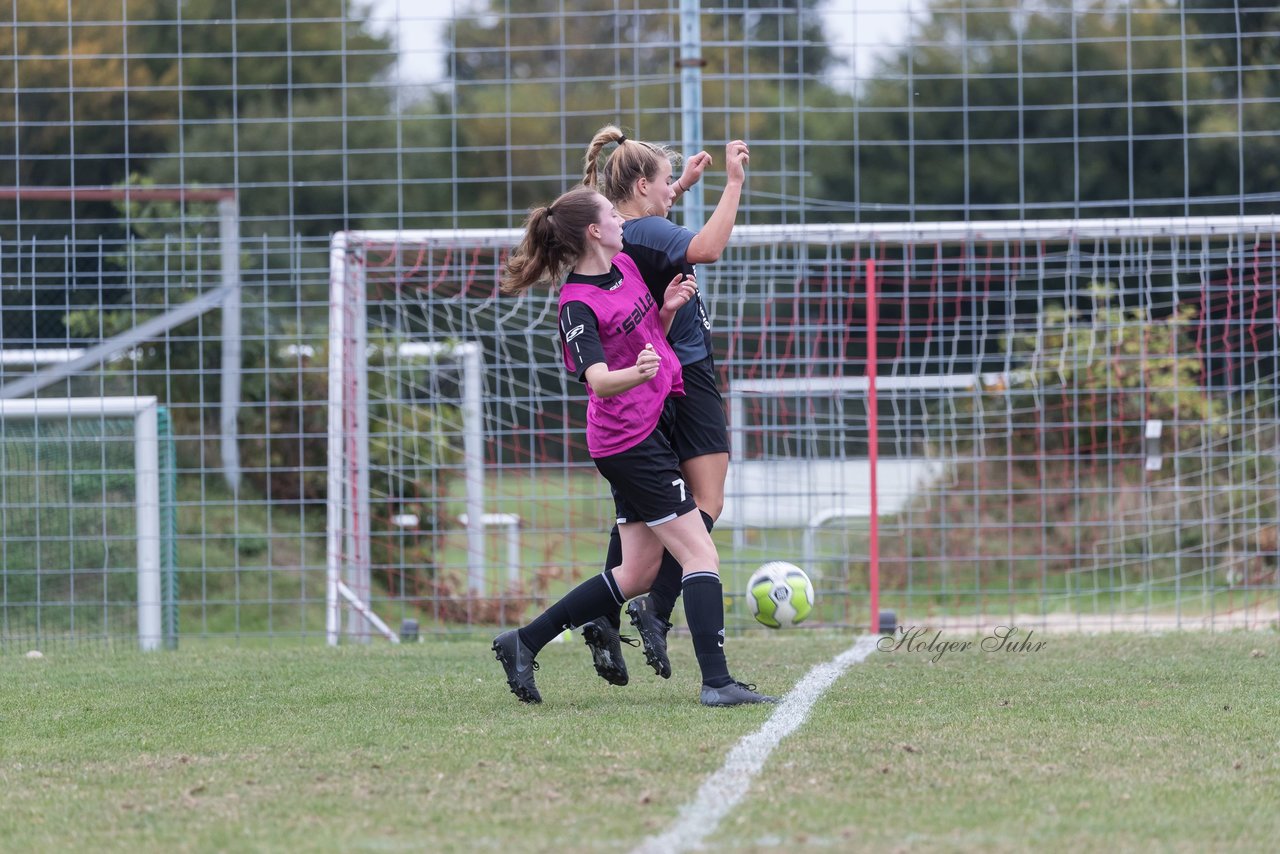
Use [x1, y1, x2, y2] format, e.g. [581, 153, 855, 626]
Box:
[582, 124, 680, 206]
[582, 124, 626, 191]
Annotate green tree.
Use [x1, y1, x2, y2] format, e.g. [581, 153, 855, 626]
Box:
[0, 0, 177, 190]
[2, 1, 405, 347]
[418, 0, 846, 226]
[814, 0, 1280, 221]
[1003, 285, 1226, 459]
[0, 0, 401, 224]
[133, 0, 405, 236]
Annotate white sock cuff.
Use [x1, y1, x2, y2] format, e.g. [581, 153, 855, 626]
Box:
[601, 569, 626, 605]
[682, 570, 720, 587]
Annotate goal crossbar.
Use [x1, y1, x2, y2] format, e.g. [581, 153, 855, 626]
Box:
[336, 214, 1280, 249]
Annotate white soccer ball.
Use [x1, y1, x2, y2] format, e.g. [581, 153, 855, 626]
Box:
[747, 561, 815, 629]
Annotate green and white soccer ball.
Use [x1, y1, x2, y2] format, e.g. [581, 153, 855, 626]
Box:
[747, 561, 815, 629]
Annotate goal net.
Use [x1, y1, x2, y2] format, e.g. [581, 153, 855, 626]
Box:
[0, 397, 177, 651]
[329, 217, 1280, 636]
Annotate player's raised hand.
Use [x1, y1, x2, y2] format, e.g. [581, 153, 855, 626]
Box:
[635, 342, 660, 380]
[725, 140, 749, 184]
[678, 151, 711, 192]
[663, 273, 697, 314]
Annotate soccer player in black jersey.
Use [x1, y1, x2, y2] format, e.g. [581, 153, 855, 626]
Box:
[491, 185, 774, 708]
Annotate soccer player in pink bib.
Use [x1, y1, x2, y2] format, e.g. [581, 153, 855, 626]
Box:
[492, 185, 775, 707]
[575, 127, 749, 685]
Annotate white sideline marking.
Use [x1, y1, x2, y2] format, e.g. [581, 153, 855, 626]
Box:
[632, 635, 879, 854]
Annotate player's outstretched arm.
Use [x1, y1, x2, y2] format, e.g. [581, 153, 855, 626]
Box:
[685, 140, 749, 265]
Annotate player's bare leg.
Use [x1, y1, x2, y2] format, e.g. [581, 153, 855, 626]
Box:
[681, 451, 728, 522]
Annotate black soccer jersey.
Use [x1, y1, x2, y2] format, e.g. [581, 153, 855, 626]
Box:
[622, 216, 713, 365]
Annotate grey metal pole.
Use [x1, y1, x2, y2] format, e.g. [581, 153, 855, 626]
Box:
[679, 0, 706, 230]
[218, 197, 242, 493]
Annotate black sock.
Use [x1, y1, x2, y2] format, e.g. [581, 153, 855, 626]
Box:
[648, 551, 683, 620]
[602, 525, 623, 629]
[649, 511, 713, 621]
[682, 571, 732, 688]
[519, 568, 625, 655]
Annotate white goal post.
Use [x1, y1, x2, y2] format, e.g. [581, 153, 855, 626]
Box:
[0, 396, 169, 651]
[326, 232, 490, 644]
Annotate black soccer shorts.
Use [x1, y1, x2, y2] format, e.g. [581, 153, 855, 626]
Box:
[593, 403, 698, 526]
[668, 355, 730, 462]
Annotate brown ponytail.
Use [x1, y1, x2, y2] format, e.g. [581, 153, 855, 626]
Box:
[582, 124, 680, 207]
[500, 185, 603, 295]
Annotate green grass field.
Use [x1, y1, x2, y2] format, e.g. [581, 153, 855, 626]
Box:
[3, 631, 1277, 852]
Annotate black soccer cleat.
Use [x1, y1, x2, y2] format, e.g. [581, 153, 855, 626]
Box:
[699, 681, 779, 707]
[625, 595, 673, 679]
[492, 629, 542, 704]
[581, 618, 638, 686]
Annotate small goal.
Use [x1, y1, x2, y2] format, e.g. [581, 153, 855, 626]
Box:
[0, 396, 177, 651]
